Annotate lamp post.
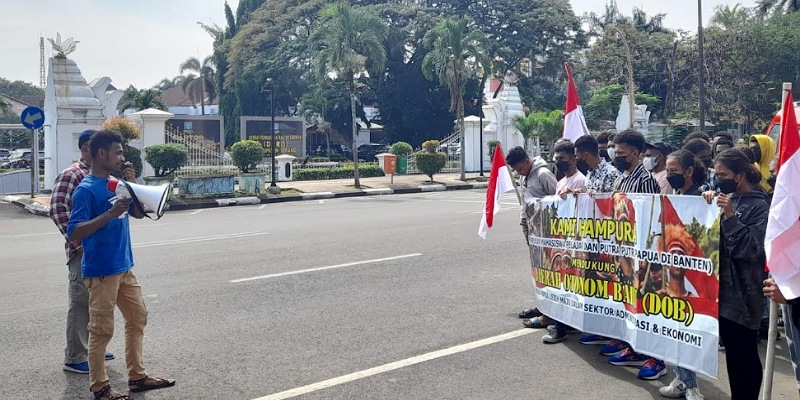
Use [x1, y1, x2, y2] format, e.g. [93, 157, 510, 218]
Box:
[262, 82, 277, 187]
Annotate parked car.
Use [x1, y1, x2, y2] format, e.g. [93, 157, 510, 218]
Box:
[0, 148, 9, 160]
[0, 158, 31, 169]
[357, 143, 389, 162]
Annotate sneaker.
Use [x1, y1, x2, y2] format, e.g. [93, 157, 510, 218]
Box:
[580, 334, 612, 345]
[105, 352, 115, 361]
[685, 387, 705, 400]
[64, 362, 89, 374]
[638, 358, 667, 380]
[609, 348, 647, 367]
[600, 339, 630, 356]
[718, 339, 725, 352]
[659, 377, 687, 398]
[542, 325, 567, 344]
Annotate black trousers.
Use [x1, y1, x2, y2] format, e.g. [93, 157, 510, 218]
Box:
[720, 316, 763, 400]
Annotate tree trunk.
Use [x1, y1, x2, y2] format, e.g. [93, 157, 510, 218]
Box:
[201, 78, 207, 116]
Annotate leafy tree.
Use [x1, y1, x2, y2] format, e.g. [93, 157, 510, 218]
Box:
[180, 56, 217, 115]
[230, 139, 263, 173]
[417, 139, 447, 182]
[102, 117, 143, 177]
[422, 17, 487, 181]
[584, 84, 660, 122]
[0, 97, 10, 114]
[529, 110, 564, 151]
[0, 78, 43, 98]
[119, 86, 168, 112]
[758, 0, 800, 14]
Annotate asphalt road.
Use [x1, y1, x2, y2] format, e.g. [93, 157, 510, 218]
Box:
[0, 191, 797, 400]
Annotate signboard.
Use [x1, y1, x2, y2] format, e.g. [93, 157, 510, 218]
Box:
[241, 117, 305, 157]
[20, 106, 45, 130]
[166, 116, 224, 149]
[527, 193, 721, 377]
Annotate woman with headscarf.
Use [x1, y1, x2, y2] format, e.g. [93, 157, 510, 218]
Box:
[749, 134, 776, 194]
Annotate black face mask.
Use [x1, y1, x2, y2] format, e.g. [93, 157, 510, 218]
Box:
[717, 178, 738, 194]
[767, 174, 777, 188]
[751, 147, 762, 163]
[556, 160, 570, 173]
[600, 150, 610, 161]
[577, 160, 589, 175]
[614, 155, 631, 172]
[667, 172, 686, 190]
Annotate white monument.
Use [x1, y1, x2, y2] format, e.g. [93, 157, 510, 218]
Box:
[615, 94, 651, 135]
[463, 71, 525, 172]
[43, 34, 123, 190]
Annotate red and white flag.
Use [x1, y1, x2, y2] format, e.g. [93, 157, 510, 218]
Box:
[562, 63, 590, 142]
[478, 143, 515, 239]
[766, 89, 800, 299]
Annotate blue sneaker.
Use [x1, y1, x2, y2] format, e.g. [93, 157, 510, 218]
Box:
[608, 348, 647, 366]
[63, 362, 89, 374]
[105, 352, 115, 361]
[599, 339, 630, 356]
[637, 358, 667, 380]
[580, 334, 612, 345]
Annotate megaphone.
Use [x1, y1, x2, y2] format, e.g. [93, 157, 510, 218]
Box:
[107, 178, 171, 220]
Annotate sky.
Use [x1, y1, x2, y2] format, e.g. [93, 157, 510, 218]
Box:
[0, 0, 755, 90]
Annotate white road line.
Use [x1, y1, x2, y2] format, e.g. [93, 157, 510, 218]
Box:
[251, 328, 538, 400]
[258, 204, 267, 210]
[5, 223, 174, 239]
[190, 209, 204, 215]
[230, 253, 422, 283]
[133, 232, 268, 248]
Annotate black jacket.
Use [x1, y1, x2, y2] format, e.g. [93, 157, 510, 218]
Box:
[718, 191, 770, 331]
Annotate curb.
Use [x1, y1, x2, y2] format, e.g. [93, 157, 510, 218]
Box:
[8, 182, 489, 216]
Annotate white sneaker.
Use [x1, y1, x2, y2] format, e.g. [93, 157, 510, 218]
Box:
[685, 387, 704, 400]
[659, 377, 686, 398]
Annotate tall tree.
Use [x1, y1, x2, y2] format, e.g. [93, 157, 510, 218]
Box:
[422, 17, 487, 181]
[0, 97, 10, 114]
[309, 2, 388, 187]
[758, 0, 800, 14]
[119, 86, 168, 112]
[179, 56, 217, 115]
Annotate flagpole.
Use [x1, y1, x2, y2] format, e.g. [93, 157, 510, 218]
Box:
[506, 164, 523, 206]
[761, 82, 791, 400]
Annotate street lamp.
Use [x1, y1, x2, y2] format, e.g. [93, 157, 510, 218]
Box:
[262, 80, 277, 187]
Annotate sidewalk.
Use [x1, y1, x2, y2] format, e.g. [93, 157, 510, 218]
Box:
[3, 172, 490, 216]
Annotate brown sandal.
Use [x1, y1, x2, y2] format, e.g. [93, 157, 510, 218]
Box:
[128, 376, 176, 393]
[93, 385, 130, 400]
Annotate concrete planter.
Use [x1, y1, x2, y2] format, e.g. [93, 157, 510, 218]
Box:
[177, 175, 235, 197]
[238, 172, 267, 195]
[143, 176, 175, 186]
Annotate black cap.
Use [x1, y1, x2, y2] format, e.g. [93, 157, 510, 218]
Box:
[646, 142, 672, 155]
[78, 129, 96, 149]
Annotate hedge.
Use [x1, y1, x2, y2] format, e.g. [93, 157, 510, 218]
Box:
[294, 165, 385, 181]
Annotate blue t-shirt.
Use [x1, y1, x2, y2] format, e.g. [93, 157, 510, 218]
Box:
[66, 174, 134, 278]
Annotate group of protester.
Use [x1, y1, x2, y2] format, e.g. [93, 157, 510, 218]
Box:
[505, 128, 799, 400]
[49, 129, 174, 400]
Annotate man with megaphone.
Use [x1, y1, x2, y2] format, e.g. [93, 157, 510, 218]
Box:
[67, 130, 175, 400]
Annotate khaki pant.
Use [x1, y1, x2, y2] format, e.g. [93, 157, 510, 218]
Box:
[85, 270, 148, 393]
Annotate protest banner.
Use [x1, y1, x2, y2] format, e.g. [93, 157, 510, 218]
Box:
[527, 193, 721, 377]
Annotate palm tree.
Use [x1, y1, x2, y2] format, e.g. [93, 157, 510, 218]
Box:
[180, 56, 217, 115]
[513, 113, 537, 152]
[758, 0, 800, 14]
[310, 2, 388, 188]
[119, 86, 168, 112]
[422, 17, 487, 181]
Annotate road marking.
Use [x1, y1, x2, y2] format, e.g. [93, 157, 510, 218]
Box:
[456, 208, 516, 215]
[258, 204, 267, 210]
[251, 328, 538, 400]
[318, 200, 324, 204]
[10, 232, 59, 238]
[230, 253, 422, 283]
[190, 210, 204, 215]
[133, 232, 268, 248]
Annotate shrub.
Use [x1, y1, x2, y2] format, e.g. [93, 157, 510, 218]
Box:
[121, 145, 143, 178]
[417, 151, 446, 182]
[389, 141, 413, 156]
[487, 140, 500, 160]
[102, 116, 141, 143]
[294, 164, 384, 181]
[230, 140, 264, 173]
[145, 143, 188, 177]
[422, 140, 440, 153]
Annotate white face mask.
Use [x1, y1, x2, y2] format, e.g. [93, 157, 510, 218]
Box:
[643, 156, 655, 172]
[606, 147, 616, 160]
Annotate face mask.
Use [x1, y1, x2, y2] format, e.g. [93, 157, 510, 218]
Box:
[599, 149, 610, 161]
[614, 155, 631, 172]
[717, 177, 738, 194]
[556, 160, 570, 173]
[751, 147, 762, 163]
[577, 160, 589, 175]
[767, 174, 776, 188]
[667, 172, 686, 190]
[606, 147, 616, 160]
[643, 156, 655, 172]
